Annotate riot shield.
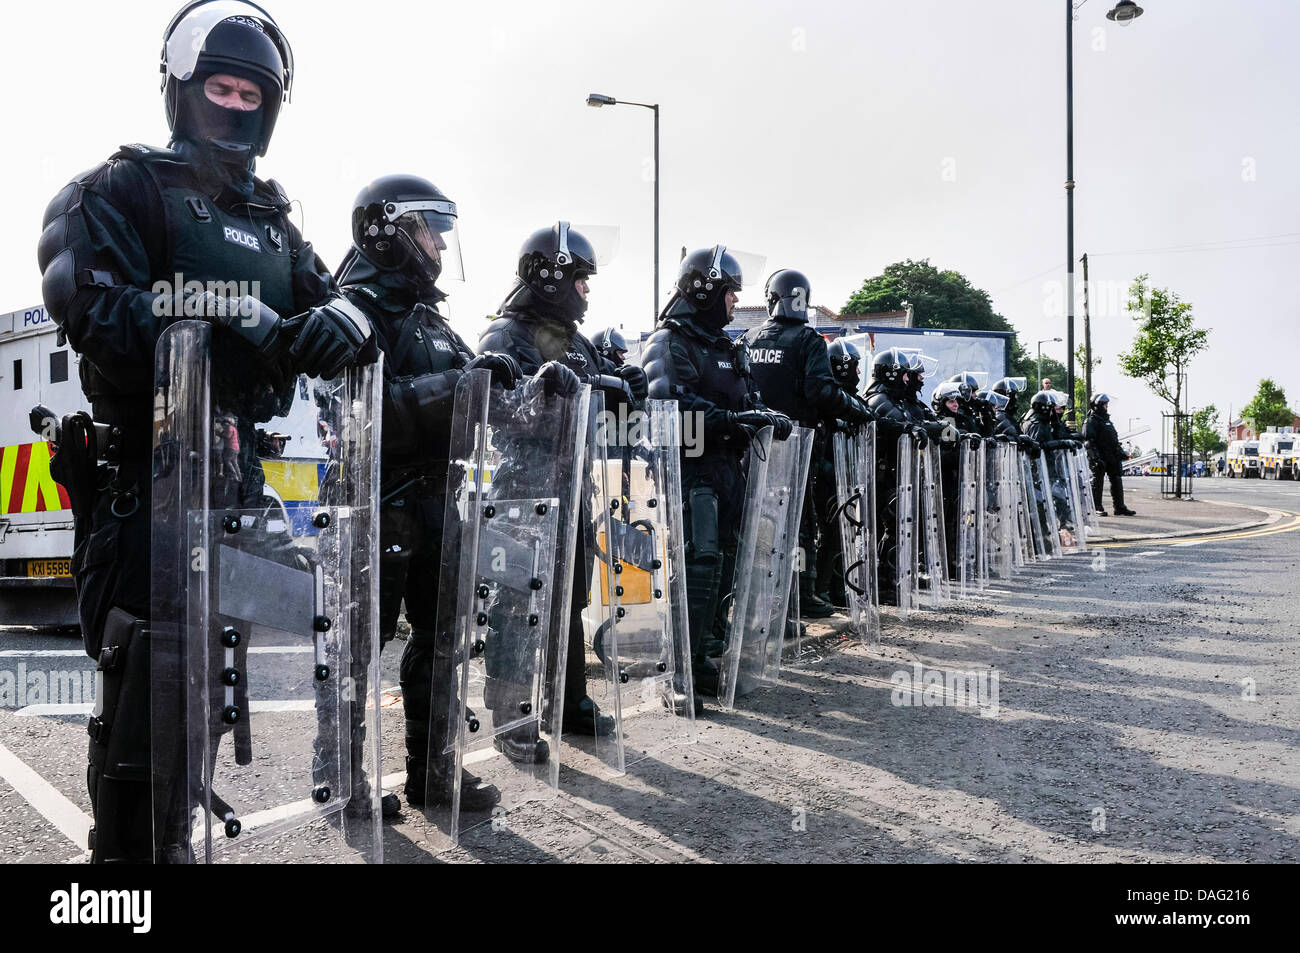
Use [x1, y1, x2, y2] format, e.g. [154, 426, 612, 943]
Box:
[918, 440, 949, 606]
[422, 368, 589, 851]
[583, 397, 696, 775]
[983, 441, 1011, 580]
[717, 424, 815, 709]
[1049, 448, 1086, 554]
[1028, 452, 1061, 558]
[894, 431, 919, 618]
[955, 440, 981, 597]
[1071, 447, 1101, 536]
[150, 320, 383, 864]
[1017, 449, 1048, 561]
[832, 423, 879, 640]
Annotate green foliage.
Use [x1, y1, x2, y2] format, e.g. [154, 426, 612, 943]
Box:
[841, 258, 1064, 385]
[1116, 275, 1209, 413]
[1241, 378, 1295, 432]
[1190, 404, 1227, 463]
[1074, 345, 1101, 415]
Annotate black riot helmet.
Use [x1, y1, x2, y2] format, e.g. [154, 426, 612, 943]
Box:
[992, 376, 1027, 414]
[506, 222, 598, 322]
[1089, 392, 1111, 413]
[765, 269, 811, 321]
[161, 2, 294, 158]
[932, 380, 964, 415]
[593, 328, 628, 366]
[676, 246, 743, 313]
[976, 389, 1008, 413]
[1029, 390, 1054, 416]
[827, 338, 861, 388]
[350, 175, 462, 292]
[871, 347, 911, 388]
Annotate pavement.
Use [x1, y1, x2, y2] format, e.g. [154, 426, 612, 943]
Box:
[1084, 478, 1274, 543]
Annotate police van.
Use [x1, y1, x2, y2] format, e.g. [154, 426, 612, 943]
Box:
[1257, 428, 1299, 480]
[1225, 439, 1261, 478]
[0, 305, 84, 625]
[0, 304, 340, 629]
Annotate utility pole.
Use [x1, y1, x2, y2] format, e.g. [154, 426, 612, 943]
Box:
[1081, 252, 1092, 409]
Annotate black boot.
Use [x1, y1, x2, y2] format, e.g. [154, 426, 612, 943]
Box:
[563, 695, 616, 737]
[799, 573, 834, 618]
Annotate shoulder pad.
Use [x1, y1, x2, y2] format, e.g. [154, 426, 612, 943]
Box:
[112, 143, 179, 162]
[257, 177, 292, 210]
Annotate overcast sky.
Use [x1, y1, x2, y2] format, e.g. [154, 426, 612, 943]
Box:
[4, 0, 1297, 444]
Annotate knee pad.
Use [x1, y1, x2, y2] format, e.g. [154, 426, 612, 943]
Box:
[686, 487, 720, 561]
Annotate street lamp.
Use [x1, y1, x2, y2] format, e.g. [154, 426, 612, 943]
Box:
[1064, 1, 1145, 424]
[588, 92, 660, 325]
[1037, 337, 1062, 389]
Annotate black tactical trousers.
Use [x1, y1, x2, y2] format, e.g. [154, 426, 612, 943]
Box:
[681, 459, 744, 674]
[1092, 459, 1126, 511]
[812, 448, 843, 603]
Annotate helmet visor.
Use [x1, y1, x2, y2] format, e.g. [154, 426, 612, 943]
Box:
[980, 390, 1009, 411]
[163, 2, 293, 95]
[569, 224, 620, 270]
[899, 349, 939, 378]
[958, 370, 989, 390]
[390, 200, 463, 281]
[722, 247, 767, 290]
[1001, 376, 1027, 393]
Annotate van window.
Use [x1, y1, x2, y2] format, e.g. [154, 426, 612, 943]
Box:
[11, 359, 21, 390]
[1245, 447, 1258, 456]
[49, 349, 69, 383]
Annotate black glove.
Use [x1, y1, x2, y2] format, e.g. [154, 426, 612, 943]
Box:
[907, 423, 929, 449]
[965, 432, 983, 448]
[533, 361, 582, 398]
[614, 364, 648, 401]
[193, 292, 284, 357]
[732, 410, 793, 441]
[1017, 435, 1041, 457]
[288, 297, 373, 380]
[466, 351, 522, 390]
[595, 374, 636, 407]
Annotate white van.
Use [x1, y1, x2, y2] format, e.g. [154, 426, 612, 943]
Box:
[1225, 439, 1261, 478]
[1257, 429, 1299, 480]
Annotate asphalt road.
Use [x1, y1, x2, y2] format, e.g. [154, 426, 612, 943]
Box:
[2, 477, 1297, 863]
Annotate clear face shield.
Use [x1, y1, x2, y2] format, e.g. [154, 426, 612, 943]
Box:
[162, 1, 293, 92]
[389, 200, 464, 282]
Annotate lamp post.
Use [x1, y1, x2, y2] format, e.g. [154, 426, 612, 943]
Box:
[1065, 1, 1144, 423]
[1037, 337, 1062, 389]
[588, 92, 659, 325]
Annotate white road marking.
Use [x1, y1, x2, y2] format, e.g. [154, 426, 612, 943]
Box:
[15, 698, 318, 717]
[0, 741, 93, 852]
[0, 645, 311, 658]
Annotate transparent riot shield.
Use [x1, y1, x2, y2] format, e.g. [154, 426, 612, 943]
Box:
[583, 397, 695, 775]
[1028, 452, 1061, 558]
[1071, 447, 1101, 536]
[983, 441, 1010, 579]
[423, 368, 589, 851]
[717, 425, 815, 709]
[956, 440, 981, 597]
[1049, 448, 1086, 554]
[918, 440, 949, 606]
[832, 423, 879, 640]
[150, 320, 382, 864]
[894, 431, 919, 618]
[1017, 449, 1048, 561]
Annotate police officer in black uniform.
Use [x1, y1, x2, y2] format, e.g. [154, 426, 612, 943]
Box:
[813, 338, 869, 607]
[593, 327, 630, 367]
[743, 270, 871, 618]
[863, 349, 948, 605]
[931, 380, 984, 576]
[642, 246, 791, 704]
[336, 174, 518, 814]
[1083, 394, 1136, 515]
[991, 378, 1039, 456]
[479, 223, 647, 740]
[36, 1, 373, 863]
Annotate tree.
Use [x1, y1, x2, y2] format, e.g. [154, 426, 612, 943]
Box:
[842, 258, 1066, 386]
[1240, 378, 1295, 433]
[1190, 404, 1227, 464]
[1116, 275, 1210, 496]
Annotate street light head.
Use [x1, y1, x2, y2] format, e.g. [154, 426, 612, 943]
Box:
[1106, 1, 1144, 24]
[1053, 337, 1063, 342]
[586, 93, 617, 107]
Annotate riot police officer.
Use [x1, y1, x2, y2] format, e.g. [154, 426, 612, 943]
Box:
[336, 174, 517, 814]
[863, 348, 942, 606]
[643, 246, 791, 705]
[931, 380, 983, 577]
[814, 338, 870, 607]
[1083, 393, 1136, 515]
[991, 377, 1039, 456]
[479, 223, 646, 741]
[36, 1, 373, 862]
[743, 270, 870, 618]
[593, 327, 630, 367]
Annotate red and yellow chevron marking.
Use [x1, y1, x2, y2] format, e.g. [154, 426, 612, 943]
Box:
[0, 442, 71, 515]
